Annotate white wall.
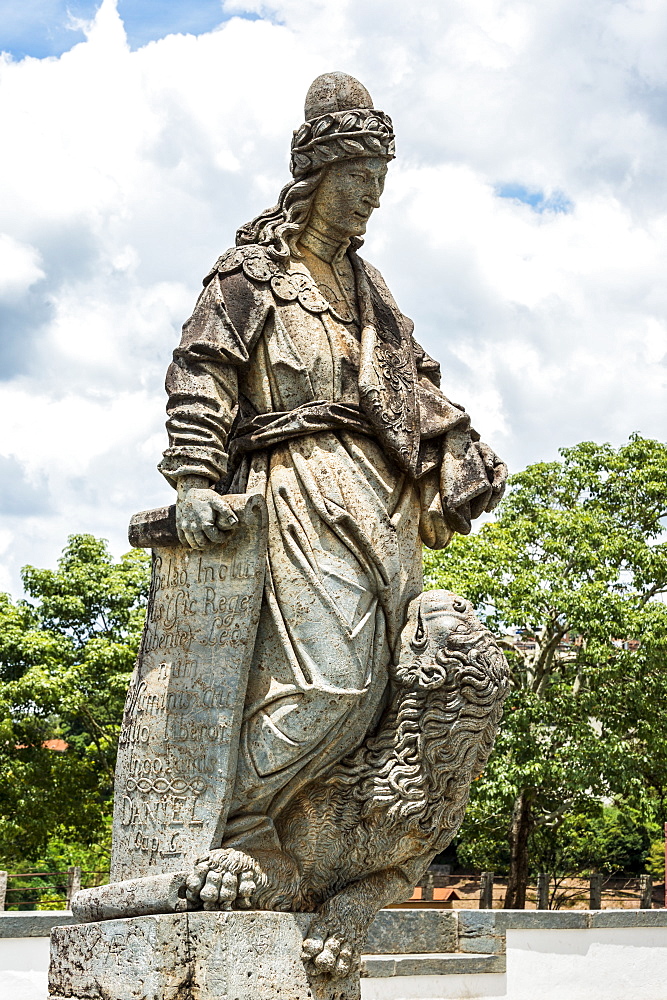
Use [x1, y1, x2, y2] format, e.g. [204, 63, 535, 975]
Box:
[507, 926, 667, 1000]
[363, 926, 667, 1000]
[361, 974, 507, 999]
[0, 937, 49, 1000]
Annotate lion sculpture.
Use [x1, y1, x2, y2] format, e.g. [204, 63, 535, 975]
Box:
[184, 589, 510, 979]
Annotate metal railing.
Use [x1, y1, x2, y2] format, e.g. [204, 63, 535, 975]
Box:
[0, 868, 109, 910]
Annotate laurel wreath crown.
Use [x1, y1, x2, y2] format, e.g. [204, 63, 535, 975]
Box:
[290, 108, 395, 178]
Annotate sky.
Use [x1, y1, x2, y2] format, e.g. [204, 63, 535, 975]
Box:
[1, 0, 667, 597]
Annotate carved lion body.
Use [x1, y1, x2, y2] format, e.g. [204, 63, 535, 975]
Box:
[271, 590, 509, 907]
[186, 590, 509, 978]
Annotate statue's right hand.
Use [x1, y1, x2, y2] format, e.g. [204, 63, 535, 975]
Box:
[176, 485, 238, 549]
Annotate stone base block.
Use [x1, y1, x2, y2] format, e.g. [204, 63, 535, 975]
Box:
[48, 911, 359, 1000]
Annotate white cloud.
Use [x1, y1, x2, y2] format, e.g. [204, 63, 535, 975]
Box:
[0, 234, 44, 300]
[1, 0, 667, 594]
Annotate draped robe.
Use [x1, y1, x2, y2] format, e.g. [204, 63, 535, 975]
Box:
[158, 244, 506, 849]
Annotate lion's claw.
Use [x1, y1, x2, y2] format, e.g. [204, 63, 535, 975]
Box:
[302, 920, 360, 980]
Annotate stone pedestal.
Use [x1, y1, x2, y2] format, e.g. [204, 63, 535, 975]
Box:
[48, 910, 360, 1000]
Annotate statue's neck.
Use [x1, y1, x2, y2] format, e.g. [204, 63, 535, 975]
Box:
[299, 224, 350, 266]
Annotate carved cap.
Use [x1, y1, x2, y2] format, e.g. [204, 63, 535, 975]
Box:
[291, 72, 395, 178]
[304, 72, 374, 121]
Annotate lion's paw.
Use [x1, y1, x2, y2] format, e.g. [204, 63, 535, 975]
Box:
[302, 918, 360, 980]
[185, 848, 265, 911]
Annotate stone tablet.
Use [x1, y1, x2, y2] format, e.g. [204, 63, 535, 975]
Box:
[110, 492, 268, 883]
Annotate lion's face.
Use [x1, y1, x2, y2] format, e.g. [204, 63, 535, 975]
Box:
[394, 589, 502, 691]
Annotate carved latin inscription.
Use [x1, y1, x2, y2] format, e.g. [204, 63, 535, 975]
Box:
[110, 494, 268, 882]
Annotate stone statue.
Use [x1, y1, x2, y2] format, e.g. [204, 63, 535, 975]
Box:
[161, 69, 506, 837]
[61, 72, 509, 1000]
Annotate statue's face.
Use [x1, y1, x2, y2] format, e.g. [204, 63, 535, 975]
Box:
[310, 156, 389, 240]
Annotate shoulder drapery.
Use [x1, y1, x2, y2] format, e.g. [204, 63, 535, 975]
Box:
[158, 268, 271, 486]
[158, 245, 507, 533]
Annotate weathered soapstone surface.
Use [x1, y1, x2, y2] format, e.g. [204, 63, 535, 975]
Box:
[111, 493, 267, 883]
[191, 588, 510, 920]
[77, 589, 510, 942]
[49, 912, 359, 1000]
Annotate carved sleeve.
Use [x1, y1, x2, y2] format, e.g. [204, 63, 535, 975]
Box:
[412, 335, 508, 540]
[158, 270, 268, 487]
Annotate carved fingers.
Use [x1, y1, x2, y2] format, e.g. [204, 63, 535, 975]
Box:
[180, 524, 209, 549]
[201, 869, 245, 911]
[209, 495, 239, 530]
[185, 861, 211, 904]
[175, 489, 239, 549]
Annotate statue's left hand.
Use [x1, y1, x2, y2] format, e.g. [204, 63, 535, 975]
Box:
[477, 441, 508, 511]
[176, 476, 239, 548]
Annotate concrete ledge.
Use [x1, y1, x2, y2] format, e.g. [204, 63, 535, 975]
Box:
[0, 912, 75, 938]
[4, 905, 667, 978]
[457, 908, 667, 954]
[362, 953, 506, 978]
[366, 909, 457, 955]
[587, 909, 667, 928]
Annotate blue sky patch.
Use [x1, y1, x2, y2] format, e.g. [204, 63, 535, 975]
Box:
[496, 183, 573, 214]
[0, 1, 260, 59]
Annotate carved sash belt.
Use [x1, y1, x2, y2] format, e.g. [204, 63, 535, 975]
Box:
[227, 401, 376, 466]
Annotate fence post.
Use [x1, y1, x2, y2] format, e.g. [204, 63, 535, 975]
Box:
[537, 873, 549, 910]
[640, 874, 653, 910]
[423, 872, 434, 902]
[0, 871, 6, 911]
[589, 873, 602, 910]
[66, 866, 81, 908]
[479, 871, 494, 909]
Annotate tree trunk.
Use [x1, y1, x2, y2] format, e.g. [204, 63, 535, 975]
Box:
[503, 789, 533, 909]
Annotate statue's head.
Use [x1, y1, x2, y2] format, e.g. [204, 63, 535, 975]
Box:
[237, 72, 395, 256]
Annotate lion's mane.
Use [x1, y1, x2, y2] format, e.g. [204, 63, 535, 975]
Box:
[326, 622, 508, 840]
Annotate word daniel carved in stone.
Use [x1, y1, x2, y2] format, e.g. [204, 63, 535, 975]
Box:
[110, 493, 268, 883]
[62, 71, 510, 999]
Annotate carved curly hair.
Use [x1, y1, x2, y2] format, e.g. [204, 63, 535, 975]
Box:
[236, 171, 328, 262]
[321, 622, 509, 838]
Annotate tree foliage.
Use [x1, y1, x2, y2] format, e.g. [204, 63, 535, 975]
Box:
[0, 535, 149, 872]
[426, 435, 667, 905]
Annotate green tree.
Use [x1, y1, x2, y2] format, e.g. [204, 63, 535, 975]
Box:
[531, 805, 656, 878]
[0, 535, 149, 877]
[426, 435, 667, 907]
